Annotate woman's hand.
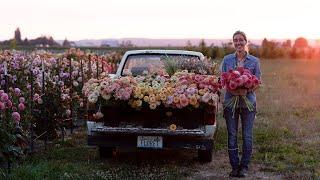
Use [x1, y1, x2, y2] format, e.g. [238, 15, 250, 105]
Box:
[228, 88, 248, 96]
[252, 86, 260, 92]
[248, 84, 261, 92]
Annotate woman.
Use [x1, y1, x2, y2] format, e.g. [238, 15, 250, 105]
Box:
[220, 31, 261, 177]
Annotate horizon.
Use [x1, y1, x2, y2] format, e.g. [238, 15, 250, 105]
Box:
[1, 33, 318, 42]
[2, 33, 320, 47]
[1, 0, 320, 41]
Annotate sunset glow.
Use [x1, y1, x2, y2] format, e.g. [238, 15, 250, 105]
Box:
[1, 0, 320, 40]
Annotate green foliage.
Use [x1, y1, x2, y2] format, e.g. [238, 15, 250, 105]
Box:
[33, 81, 64, 140]
[0, 119, 26, 163]
[163, 56, 179, 76]
[0, 89, 29, 163]
[9, 39, 17, 49]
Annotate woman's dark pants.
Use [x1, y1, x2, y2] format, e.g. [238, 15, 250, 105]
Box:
[224, 106, 256, 171]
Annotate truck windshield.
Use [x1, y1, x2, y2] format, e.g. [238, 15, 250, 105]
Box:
[122, 54, 201, 76]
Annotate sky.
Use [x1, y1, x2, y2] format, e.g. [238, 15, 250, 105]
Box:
[1, 0, 319, 41]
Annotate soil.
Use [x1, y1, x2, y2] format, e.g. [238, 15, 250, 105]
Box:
[186, 150, 283, 180]
[111, 147, 283, 179]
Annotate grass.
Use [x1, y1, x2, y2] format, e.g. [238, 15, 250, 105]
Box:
[1, 58, 320, 179]
[252, 59, 320, 178]
[9, 156, 186, 180]
[2, 130, 195, 180]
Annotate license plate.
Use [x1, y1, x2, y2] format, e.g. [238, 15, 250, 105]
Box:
[137, 136, 163, 149]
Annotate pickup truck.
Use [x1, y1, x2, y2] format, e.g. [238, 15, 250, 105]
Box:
[86, 50, 218, 162]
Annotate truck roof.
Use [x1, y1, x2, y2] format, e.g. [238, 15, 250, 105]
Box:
[123, 49, 204, 58]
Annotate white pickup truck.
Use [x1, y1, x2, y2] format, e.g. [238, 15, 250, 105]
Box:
[87, 50, 218, 162]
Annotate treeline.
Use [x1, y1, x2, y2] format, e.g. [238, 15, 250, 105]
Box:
[0, 28, 75, 48]
[186, 38, 320, 60]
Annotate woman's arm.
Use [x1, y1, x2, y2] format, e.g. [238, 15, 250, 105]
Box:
[220, 57, 227, 73]
[251, 58, 262, 92]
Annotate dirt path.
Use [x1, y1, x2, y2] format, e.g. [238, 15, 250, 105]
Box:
[186, 150, 283, 180]
[108, 147, 283, 179]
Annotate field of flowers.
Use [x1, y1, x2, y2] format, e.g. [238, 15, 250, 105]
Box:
[1, 50, 319, 179]
[0, 49, 122, 166]
[0, 48, 221, 170]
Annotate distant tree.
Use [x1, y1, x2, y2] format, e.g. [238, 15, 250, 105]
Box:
[198, 39, 210, 57]
[185, 40, 194, 51]
[119, 40, 135, 48]
[0, 28, 64, 47]
[49, 36, 55, 44]
[210, 45, 224, 59]
[23, 38, 29, 45]
[62, 38, 72, 47]
[293, 37, 308, 49]
[291, 37, 309, 59]
[29, 36, 60, 47]
[221, 41, 234, 56]
[260, 38, 284, 58]
[199, 39, 206, 48]
[14, 28, 22, 43]
[248, 43, 260, 57]
[261, 38, 269, 54]
[186, 40, 192, 46]
[282, 39, 291, 48]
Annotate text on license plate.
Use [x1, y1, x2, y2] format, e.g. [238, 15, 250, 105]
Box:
[137, 136, 163, 148]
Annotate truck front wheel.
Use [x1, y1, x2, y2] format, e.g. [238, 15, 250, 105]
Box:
[198, 148, 213, 162]
[99, 146, 115, 158]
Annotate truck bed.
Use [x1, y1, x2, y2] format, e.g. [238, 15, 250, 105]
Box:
[99, 105, 213, 130]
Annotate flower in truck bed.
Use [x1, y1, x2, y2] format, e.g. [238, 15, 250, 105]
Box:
[83, 71, 221, 111]
[93, 111, 104, 119]
[88, 92, 99, 103]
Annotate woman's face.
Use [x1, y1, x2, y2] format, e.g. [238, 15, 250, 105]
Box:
[233, 34, 247, 52]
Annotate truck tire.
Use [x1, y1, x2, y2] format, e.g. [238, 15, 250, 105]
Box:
[198, 148, 213, 162]
[99, 147, 115, 159]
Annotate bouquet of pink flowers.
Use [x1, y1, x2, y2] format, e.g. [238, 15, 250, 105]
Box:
[220, 67, 260, 115]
